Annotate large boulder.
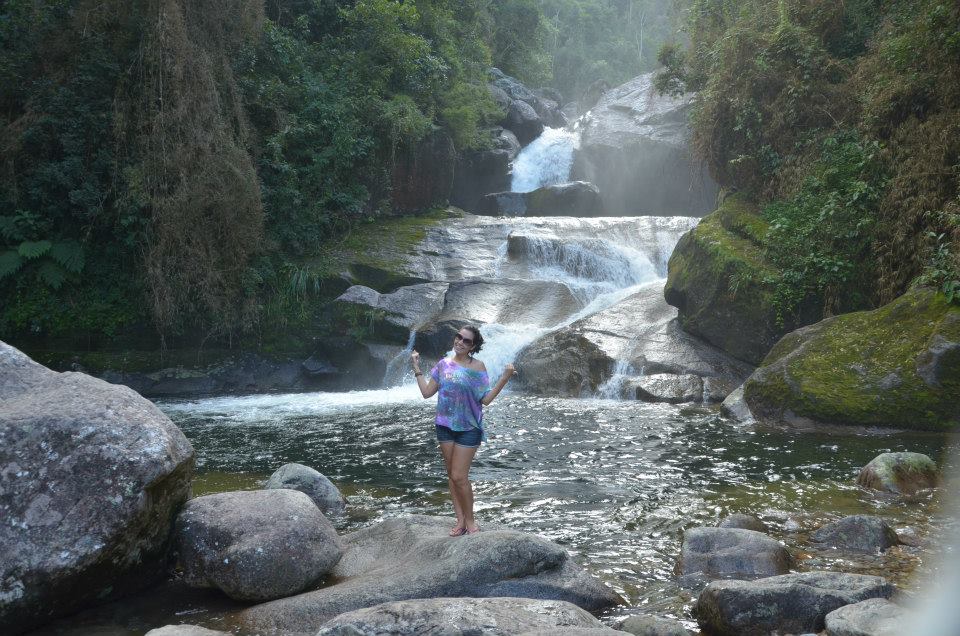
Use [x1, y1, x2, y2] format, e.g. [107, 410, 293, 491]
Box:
[450, 128, 518, 212]
[678, 527, 791, 581]
[264, 463, 347, 515]
[491, 68, 565, 130]
[664, 194, 819, 365]
[742, 288, 960, 430]
[390, 130, 456, 214]
[517, 281, 754, 401]
[0, 342, 195, 634]
[525, 181, 604, 217]
[824, 598, 911, 636]
[145, 626, 231, 636]
[811, 515, 899, 553]
[234, 515, 620, 635]
[174, 489, 343, 602]
[316, 597, 619, 636]
[717, 514, 768, 533]
[857, 452, 941, 495]
[616, 614, 692, 636]
[695, 572, 896, 636]
[334, 282, 449, 344]
[505, 99, 545, 145]
[476, 191, 528, 216]
[571, 72, 718, 216]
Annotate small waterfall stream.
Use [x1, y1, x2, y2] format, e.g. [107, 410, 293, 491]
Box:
[510, 126, 580, 192]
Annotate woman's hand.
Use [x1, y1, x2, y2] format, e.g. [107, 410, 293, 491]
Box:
[503, 363, 516, 378]
[411, 350, 421, 371]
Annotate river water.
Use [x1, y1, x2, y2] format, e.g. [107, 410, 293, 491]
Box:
[152, 389, 954, 631]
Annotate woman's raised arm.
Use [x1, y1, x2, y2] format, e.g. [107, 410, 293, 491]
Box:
[411, 350, 438, 398]
[481, 363, 515, 406]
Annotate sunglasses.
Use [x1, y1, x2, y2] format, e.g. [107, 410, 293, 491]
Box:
[454, 333, 475, 346]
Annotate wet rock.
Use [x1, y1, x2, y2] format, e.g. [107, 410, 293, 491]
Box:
[630, 374, 704, 404]
[572, 72, 718, 216]
[174, 489, 343, 602]
[145, 626, 231, 636]
[302, 356, 337, 376]
[811, 515, 899, 553]
[390, 129, 456, 214]
[0, 342, 194, 633]
[525, 181, 604, 217]
[476, 191, 528, 216]
[616, 614, 692, 636]
[718, 514, 768, 533]
[264, 463, 347, 515]
[335, 282, 449, 342]
[522, 629, 627, 636]
[433, 279, 584, 333]
[518, 279, 754, 399]
[824, 598, 910, 636]
[316, 597, 615, 636]
[695, 572, 896, 636]
[857, 452, 940, 495]
[235, 515, 620, 635]
[679, 527, 791, 581]
[450, 129, 515, 212]
[742, 288, 960, 431]
[491, 68, 565, 129]
[719, 386, 755, 422]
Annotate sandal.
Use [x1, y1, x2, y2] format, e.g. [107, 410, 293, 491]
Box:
[466, 526, 481, 534]
[449, 526, 468, 537]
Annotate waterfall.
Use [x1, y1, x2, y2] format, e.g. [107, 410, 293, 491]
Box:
[511, 127, 580, 192]
[382, 331, 417, 386]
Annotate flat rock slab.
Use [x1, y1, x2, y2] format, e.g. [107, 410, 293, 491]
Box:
[0, 342, 195, 633]
[825, 598, 911, 636]
[857, 452, 940, 495]
[175, 489, 343, 602]
[616, 614, 692, 636]
[264, 463, 346, 515]
[812, 515, 899, 553]
[233, 515, 620, 635]
[679, 527, 791, 581]
[696, 572, 896, 636]
[316, 597, 619, 636]
[145, 626, 231, 636]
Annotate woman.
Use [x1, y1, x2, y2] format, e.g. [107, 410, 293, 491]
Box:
[411, 325, 515, 535]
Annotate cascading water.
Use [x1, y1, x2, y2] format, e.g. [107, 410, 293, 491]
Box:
[510, 126, 580, 192]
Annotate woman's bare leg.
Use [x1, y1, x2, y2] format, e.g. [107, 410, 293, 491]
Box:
[448, 444, 479, 532]
[439, 441, 464, 532]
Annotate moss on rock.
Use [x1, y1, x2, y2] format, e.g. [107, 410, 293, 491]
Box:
[665, 194, 796, 364]
[743, 288, 960, 431]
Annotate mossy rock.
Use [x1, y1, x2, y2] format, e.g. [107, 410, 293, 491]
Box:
[664, 194, 815, 365]
[743, 288, 960, 431]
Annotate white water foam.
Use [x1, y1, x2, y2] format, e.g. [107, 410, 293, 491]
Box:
[511, 127, 580, 192]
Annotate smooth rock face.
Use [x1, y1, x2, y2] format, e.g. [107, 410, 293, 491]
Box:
[390, 129, 456, 214]
[234, 515, 620, 635]
[616, 614, 692, 636]
[517, 280, 754, 400]
[811, 515, 899, 553]
[679, 527, 791, 581]
[572, 72, 718, 216]
[857, 452, 940, 495]
[144, 626, 231, 636]
[316, 597, 613, 636]
[0, 342, 195, 634]
[824, 598, 910, 636]
[742, 288, 960, 431]
[335, 282, 449, 342]
[264, 463, 346, 515]
[174, 489, 343, 602]
[717, 514, 768, 533]
[695, 572, 896, 636]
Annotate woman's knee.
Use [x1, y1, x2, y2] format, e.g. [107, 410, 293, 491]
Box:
[449, 472, 470, 487]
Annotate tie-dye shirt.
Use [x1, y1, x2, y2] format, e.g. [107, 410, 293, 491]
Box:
[430, 357, 491, 433]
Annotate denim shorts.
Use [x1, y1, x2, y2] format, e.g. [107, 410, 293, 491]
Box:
[436, 425, 482, 448]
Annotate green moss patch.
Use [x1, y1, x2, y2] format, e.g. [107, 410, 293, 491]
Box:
[744, 288, 960, 431]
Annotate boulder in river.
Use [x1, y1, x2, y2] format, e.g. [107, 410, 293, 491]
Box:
[234, 515, 620, 635]
[0, 342, 195, 634]
[476, 191, 528, 216]
[857, 452, 940, 495]
[525, 181, 604, 216]
[717, 514, 768, 533]
[571, 72, 718, 216]
[615, 614, 692, 636]
[505, 99, 544, 145]
[678, 527, 791, 581]
[264, 463, 347, 515]
[695, 572, 896, 636]
[316, 597, 617, 636]
[811, 515, 899, 553]
[629, 373, 703, 404]
[174, 489, 343, 602]
[334, 282, 449, 344]
[145, 626, 231, 636]
[742, 288, 960, 431]
[824, 597, 911, 636]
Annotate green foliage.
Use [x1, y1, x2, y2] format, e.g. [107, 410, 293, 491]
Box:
[917, 230, 960, 304]
[763, 133, 886, 322]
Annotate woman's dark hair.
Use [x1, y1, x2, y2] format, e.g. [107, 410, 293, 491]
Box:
[463, 325, 484, 355]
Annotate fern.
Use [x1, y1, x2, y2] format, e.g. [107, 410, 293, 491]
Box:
[36, 261, 67, 289]
[18, 240, 52, 259]
[0, 249, 23, 279]
[48, 241, 85, 273]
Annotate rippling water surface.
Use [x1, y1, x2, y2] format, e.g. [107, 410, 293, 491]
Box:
[159, 388, 955, 627]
